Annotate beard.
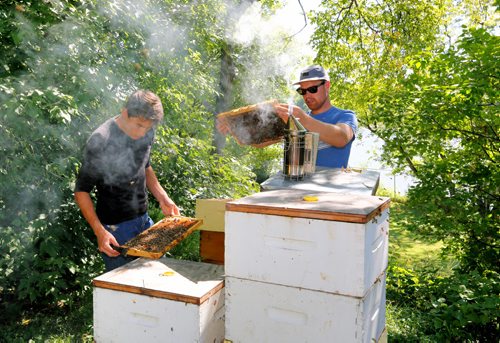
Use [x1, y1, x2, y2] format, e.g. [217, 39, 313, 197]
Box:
[305, 95, 328, 113]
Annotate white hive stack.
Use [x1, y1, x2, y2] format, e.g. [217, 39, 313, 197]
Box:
[224, 189, 390, 343]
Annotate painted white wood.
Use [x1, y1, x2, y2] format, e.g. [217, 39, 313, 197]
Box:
[224, 190, 388, 341]
[93, 258, 225, 342]
[225, 210, 388, 297]
[225, 275, 386, 343]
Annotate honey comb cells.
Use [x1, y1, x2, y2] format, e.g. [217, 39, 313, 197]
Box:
[224, 109, 285, 145]
[120, 216, 202, 258]
[217, 100, 285, 145]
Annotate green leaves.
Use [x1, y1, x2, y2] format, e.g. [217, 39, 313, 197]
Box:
[314, 0, 499, 272]
[398, 27, 499, 270]
[314, 1, 498, 339]
[387, 262, 500, 341]
[151, 126, 259, 217]
[426, 270, 500, 340]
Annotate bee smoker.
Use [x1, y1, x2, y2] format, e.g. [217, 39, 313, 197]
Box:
[282, 104, 319, 180]
[282, 108, 307, 180]
[304, 131, 319, 174]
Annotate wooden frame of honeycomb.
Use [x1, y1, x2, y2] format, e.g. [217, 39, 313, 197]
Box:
[217, 99, 285, 145]
[118, 216, 203, 259]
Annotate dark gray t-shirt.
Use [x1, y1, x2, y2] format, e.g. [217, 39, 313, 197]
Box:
[75, 117, 154, 224]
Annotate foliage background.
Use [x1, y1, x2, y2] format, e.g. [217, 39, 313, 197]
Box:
[0, 0, 287, 320]
[0, 0, 498, 341]
[308, 0, 499, 340]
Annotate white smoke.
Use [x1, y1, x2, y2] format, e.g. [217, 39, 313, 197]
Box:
[223, 1, 317, 104]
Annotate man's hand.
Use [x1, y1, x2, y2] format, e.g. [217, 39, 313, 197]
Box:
[74, 191, 121, 257]
[96, 227, 120, 257]
[160, 198, 181, 217]
[216, 117, 230, 135]
[274, 103, 308, 123]
[274, 103, 354, 148]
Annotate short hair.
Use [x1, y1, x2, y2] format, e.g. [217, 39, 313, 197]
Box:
[125, 90, 164, 123]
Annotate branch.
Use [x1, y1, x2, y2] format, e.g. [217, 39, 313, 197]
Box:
[287, 0, 308, 39]
[352, 0, 381, 34]
[358, 118, 419, 176]
[480, 143, 498, 164]
[334, 0, 356, 41]
[478, 102, 500, 107]
[422, 111, 499, 142]
[357, 117, 378, 135]
[440, 125, 498, 141]
[398, 144, 419, 176]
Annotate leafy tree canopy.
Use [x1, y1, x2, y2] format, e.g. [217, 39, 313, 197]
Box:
[311, 0, 499, 271]
[0, 0, 295, 311]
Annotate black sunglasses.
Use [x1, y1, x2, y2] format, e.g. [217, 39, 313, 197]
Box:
[296, 80, 326, 95]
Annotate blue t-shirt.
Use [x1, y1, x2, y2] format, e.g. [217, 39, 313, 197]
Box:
[312, 106, 357, 168]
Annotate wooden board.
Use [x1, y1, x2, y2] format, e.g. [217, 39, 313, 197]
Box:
[195, 198, 232, 232]
[118, 216, 203, 259]
[200, 231, 225, 265]
[217, 99, 285, 145]
[378, 327, 388, 343]
[226, 189, 390, 224]
[92, 257, 224, 305]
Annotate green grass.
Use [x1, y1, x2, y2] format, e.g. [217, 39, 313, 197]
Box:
[387, 197, 455, 274]
[0, 292, 94, 342]
[383, 196, 461, 341]
[390, 207, 442, 256]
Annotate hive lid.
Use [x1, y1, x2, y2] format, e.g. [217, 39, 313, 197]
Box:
[217, 99, 285, 145]
[93, 257, 224, 305]
[261, 167, 380, 196]
[226, 189, 390, 223]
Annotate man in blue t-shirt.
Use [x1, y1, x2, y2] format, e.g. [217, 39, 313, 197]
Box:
[275, 65, 358, 168]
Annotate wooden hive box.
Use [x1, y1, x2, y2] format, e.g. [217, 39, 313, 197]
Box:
[224, 189, 390, 342]
[217, 99, 285, 145]
[93, 257, 225, 342]
[225, 272, 387, 343]
[224, 189, 390, 297]
[195, 199, 232, 265]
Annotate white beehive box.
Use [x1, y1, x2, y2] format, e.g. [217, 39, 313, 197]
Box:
[225, 189, 390, 297]
[224, 273, 386, 343]
[93, 257, 225, 343]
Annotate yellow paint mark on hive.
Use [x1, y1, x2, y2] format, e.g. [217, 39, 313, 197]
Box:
[303, 195, 318, 202]
[160, 271, 175, 277]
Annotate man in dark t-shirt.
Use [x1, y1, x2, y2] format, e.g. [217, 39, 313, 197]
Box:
[74, 90, 179, 271]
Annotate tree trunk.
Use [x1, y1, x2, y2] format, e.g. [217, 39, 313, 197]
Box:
[212, 0, 258, 154]
[213, 44, 235, 155]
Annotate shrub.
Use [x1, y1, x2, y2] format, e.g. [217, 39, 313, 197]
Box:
[387, 264, 499, 341]
[425, 270, 499, 341]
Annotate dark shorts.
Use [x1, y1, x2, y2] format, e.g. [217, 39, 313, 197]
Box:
[101, 212, 154, 272]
